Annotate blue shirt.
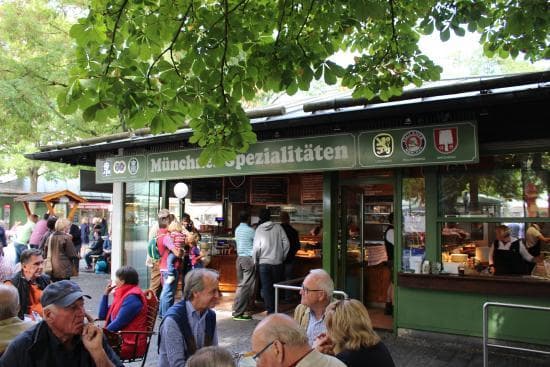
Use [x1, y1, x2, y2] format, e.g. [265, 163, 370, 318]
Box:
[235, 223, 255, 257]
[306, 309, 327, 346]
[158, 301, 218, 367]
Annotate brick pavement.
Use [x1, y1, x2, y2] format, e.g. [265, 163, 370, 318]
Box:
[73, 270, 550, 367]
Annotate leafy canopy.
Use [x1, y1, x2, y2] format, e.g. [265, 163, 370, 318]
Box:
[0, 0, 118, 182]
[64, 0, 549, 166]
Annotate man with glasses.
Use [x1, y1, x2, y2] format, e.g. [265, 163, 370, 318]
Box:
[294, 269, 333, 346]
[158, 268, 220, 367]
[5, 249, 51, 320]
[489, 224, 540, 275]
[251, 313, 345, 367]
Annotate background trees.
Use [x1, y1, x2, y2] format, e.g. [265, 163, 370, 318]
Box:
[0, 0, 118, 189]
[63, 0, 548, 165]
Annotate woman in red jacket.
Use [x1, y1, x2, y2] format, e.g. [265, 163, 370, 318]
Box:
[98, 265, 148, 359]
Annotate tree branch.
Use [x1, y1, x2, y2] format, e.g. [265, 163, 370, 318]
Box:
[274, 0, 289, 48]
[104, 0, 129, 76]
[295, 0, 314, 41]
[210, 0, 249, 29]
[219, 0, 230, 107]
[146, 3, 193, 90]
[388, 0, 401, 57]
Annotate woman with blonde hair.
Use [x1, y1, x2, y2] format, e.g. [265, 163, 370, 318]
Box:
[318, 299, 395, 367]
[44, 218, 79, 281]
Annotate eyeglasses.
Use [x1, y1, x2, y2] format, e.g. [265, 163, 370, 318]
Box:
[253, 340, 277, 361]
[301, 284, 324, 293]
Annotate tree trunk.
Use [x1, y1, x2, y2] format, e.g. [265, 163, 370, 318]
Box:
[28, 166, 39, 214]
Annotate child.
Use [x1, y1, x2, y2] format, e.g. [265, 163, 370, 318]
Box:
[166, 221, 186, 284]
[189, 232, 203, 269]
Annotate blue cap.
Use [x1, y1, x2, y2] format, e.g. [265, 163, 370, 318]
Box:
[40, 280, 91, 308]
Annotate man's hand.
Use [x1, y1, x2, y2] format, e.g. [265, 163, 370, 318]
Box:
[82, 324, 116, 367]
[82, 323, 104, 353]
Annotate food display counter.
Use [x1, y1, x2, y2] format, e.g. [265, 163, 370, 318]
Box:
[398, 272, 550, 297]
[203, 235, 238, 292]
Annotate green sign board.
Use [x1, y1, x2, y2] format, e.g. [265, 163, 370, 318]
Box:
[95, 122, 478, 183]
[96, 155, 147, 183]
[147, 134, 357, 180]
[358, 122, 478, 168]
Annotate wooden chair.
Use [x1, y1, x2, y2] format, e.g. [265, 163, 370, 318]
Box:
[105, 289, 159, 367]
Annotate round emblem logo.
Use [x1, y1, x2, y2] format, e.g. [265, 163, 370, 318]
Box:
[113, 160, 126, 174]
[128, 158, 139, 175]
[373, 133, 394, 158]
[401, 130, 426, 156]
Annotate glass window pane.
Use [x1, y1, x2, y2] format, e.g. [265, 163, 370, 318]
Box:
[402, 170, 426, 272]
[439, 153, 549, 218]
[125, 181, 160, 289]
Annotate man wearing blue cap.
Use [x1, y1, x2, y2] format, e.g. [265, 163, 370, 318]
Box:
[0, 280, 122, 367]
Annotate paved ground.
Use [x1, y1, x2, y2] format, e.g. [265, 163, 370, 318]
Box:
[73, 269, 550, 367]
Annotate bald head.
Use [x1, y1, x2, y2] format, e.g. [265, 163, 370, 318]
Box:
[0, 284, 20, 320]
[253, 314, 309, 346]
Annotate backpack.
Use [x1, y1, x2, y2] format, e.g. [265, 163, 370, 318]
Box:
[95, 260, 108, 274]
[147, 237, 162, 260]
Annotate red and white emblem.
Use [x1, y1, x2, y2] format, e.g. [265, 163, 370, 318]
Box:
[434, 127, 458, 154]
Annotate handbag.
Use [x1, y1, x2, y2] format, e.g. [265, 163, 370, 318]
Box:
[43, 235, 53, 275]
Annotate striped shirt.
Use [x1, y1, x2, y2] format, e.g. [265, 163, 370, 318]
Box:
[235, 223, 255, 257]
[306, 310, 327, 346]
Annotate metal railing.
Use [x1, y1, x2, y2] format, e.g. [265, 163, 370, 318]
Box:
[274, 277, 349, 313]
[482, 301, 550, 367]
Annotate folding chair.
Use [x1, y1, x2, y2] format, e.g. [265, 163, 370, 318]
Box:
[105, 289, 159, 367]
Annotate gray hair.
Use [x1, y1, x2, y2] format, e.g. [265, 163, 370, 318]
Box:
[183, 268, 219, 301]
[308, 268, 334, 298]
[0, 284, 20, 320]
[256, 314, 309, 346]
[186, 346, 235, 367]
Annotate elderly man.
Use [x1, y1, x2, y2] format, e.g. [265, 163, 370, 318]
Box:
[0, 284, 35, 354]
[158, 268, 221, 367]
[294, 269, 334, 346]
[251, 313, 345, 367]
[0, 280, 122, 367]
[5, 249, 51, 320]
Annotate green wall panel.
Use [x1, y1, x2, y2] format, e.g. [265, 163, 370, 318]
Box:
[398, 287, 550, 345]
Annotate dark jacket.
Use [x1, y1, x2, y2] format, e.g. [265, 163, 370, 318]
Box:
[0, 321, 123, 367]
[0, 226, 6, 247]
[7, 271, 50, 319]
[281, 223, 300, 264]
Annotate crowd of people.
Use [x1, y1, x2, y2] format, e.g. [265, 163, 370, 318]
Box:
[0, 209, 397, 367]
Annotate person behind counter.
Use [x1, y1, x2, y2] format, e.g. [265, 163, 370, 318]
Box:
[253, 208, 289, 314]
[309, 220, 323, 237]
[489, 225, 541, 275]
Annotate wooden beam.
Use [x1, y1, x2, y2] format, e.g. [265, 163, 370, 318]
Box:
[67, 204, 79, 221]
[22, 202, 31, 217]
[45, 202, 56, 216]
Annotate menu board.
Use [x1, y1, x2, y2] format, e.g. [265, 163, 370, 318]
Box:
[191, 178, 223, 202]
[301, 174, 323, 204]
[227, 187, 247, 203]
[250, 177, 289, 205]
